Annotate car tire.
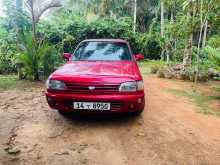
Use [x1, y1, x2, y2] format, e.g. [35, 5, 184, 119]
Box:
[58, 110, 70, 116]
[131, 108, 144, 116]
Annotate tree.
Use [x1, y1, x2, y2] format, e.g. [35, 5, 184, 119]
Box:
[25, 0, 62, 40]
[20, 0, 62, 80]
[182, 0, 197, 66]
[18, 33, 57, 80]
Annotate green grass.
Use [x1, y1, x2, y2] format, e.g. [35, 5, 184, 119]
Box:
[168, 88, 220, 116]
[138, 61, 151, 75]
[213, 86, 220, 92]
[138, 60, 166, 75]
[0, 75, 17, 90]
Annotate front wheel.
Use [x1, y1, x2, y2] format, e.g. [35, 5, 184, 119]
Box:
[130, 109, 144, 116]
[58, 109, 71, 116]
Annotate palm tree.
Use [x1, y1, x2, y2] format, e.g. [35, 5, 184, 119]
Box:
[18, 34, 55, 80]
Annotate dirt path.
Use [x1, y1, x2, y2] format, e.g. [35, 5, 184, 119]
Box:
[1, 76, 220, 165]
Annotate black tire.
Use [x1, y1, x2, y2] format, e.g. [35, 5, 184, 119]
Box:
[58, 110, 71, 116]
[130, 109, 144, 116]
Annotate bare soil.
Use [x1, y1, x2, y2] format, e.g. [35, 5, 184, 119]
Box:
[0, 75, 220, 165]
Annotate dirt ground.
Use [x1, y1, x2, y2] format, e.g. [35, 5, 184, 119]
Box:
[1, 75, 220, 165]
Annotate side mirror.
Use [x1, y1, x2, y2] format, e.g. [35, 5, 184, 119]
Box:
[63, 53, 72, 60]
[134, 54, 145, 61]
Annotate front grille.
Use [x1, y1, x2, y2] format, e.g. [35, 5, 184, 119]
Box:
[64, 82, 120, 94]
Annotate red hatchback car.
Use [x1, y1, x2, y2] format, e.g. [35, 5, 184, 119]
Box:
[46, 39, 145, 115]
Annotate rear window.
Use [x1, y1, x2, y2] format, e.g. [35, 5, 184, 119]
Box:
[73, 41, 132, 61]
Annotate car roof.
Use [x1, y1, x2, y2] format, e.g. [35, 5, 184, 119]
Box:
[82, 39, 128, 43]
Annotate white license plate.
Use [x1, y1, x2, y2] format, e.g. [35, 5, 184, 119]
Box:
[73, 102, 111, 111]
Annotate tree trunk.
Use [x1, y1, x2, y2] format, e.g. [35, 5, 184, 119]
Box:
[16, 0, 23, 80]
[160, 0, 165, 60]
[171, 11, 174, 23]
[195, 0, 204, 84]
[183, 1, 195, 67]
[29, 0, 38, 80]
[197, 0, 204, 58]
[30, 1, 37, 41]
[174, 39, 177, 53]
[166, 50, 170, 63]
[160, 0, 165, 37]
[202, 19, 208, 48]
[34, 72, 39, 81]
[16, 0, 24, 41]
[133, 0, 137, 33]
[183, 34, 193, 66]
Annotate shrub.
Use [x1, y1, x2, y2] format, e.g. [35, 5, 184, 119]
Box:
[164, 70, 173, 79]
[157, 68, 166, 78]
[149, 60, 167, 74]
[178, 70, 190, 80]
[0, 33, 17, 74]
[18, 34, 61, 80]
[45, 17, 161, 59]
[150, 65, 160, 74]
[198, 71, 209, 82]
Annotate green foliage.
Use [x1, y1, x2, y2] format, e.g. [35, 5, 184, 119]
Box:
[18, 34, 61, 80]
[42, 16, 162, 60]
[0, 0, 31, 74]
[0, 0, 220, 82]
[60, 17, 133, 53]
[135, 33, 161, 59]
[204, 46, 220, 72]
[0, 30, 17, 74]
[2, 0, 31, 33]
[207, 35, 220, 48]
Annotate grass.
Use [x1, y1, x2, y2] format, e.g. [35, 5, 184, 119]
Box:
[168, 88, 220, 116]
[138, 60, 166, 75]
[213, 86, 220, 92]
[0, 75, 17, 90]
[138, 61, 151, 75]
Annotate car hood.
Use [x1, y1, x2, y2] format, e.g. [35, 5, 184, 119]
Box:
[51, 61, 142, 83]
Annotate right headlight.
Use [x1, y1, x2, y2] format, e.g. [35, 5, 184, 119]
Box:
[119, 80, 144, 92]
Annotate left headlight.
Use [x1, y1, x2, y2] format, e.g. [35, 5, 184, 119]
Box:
[46, 80, 66, 90]
[119, 81, 144, 92]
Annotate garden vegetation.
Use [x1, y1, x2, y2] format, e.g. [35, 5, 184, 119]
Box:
[0, 0, 220, 81]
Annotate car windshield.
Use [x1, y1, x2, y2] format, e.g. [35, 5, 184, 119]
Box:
[72, 41, 132, 61]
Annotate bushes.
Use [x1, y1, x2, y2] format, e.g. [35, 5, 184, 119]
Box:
[0, 32, 17, 74]
[135, 33, 161, 60]
[45, 17, 161, 57]
[148, 60, 166, 74]
[149, 63, 210, 82]
[18, 34, 62, 80]
[45, 17, 134, 53]
[0, 16, 163, 79]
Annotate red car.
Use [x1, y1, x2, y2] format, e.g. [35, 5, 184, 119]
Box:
[46, 39, 145, 115]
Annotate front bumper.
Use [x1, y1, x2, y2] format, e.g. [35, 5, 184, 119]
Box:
[46, 92, 145, 113]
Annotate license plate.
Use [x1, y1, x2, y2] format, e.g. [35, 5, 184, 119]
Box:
[73, 102, 111, 111]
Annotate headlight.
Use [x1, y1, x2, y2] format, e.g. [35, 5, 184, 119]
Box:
[137, 80, 144, 91]
[119, 81, 144, 92]
[46, 80, 66, 90]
